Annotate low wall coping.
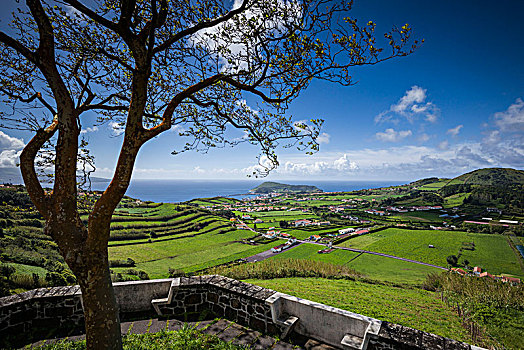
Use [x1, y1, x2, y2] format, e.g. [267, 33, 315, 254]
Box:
[0, 277, 488, 350]
[0, 285, 81, 308]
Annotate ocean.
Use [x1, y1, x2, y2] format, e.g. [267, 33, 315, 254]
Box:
[90, 179, 406, 203]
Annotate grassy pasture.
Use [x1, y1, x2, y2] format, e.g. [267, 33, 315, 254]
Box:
[392, 210, 444, 222]
[7, 262, 48, 277]
[269, 243, 440, 284]
[346, 254, 441, 285]
[246, 277, 471, 343]
[338, 228, 523, 277]
[188, 197, 241, 206]
[270, 243, 359, 265]
[243, 210, 314, 218]
[444, 193, 470, 208]
[109, 227, 283, 278]
[281, 199, 346, 206]
[417, 180, 449, 191]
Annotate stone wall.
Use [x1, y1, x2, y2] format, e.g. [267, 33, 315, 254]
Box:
[369, 322, 477, 350]
[0, 285, 84, 348]
[0, 276, 485, 350]
[156, 275, 278, 334]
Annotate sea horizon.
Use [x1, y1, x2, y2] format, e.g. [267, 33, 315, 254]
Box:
[89, 179, 408, 203]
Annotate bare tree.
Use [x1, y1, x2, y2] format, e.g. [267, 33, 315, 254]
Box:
[0, 0, 420, 348]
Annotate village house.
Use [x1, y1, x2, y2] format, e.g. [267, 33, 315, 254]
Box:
[338, 227, 355, 235]
[294, 219, 312, 227]
[271, 244, 286, 253]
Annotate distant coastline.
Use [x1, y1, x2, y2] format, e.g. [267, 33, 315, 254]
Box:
[90, 179, 406, 203]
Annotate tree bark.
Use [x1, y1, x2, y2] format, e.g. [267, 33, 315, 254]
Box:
[73, 241, 122, 350]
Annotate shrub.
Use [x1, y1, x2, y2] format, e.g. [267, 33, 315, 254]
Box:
[45, 272, 68, 287]
[109, 258, 136, 268]
[168, 268, 187, 278]
[446, 255, 458, 267]
[11, 273, 40, 289]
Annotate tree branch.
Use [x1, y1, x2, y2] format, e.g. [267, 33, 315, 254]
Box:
[142, 73, 224, 140]
[19, 115, 58, 220]
[62, 0, 119, 32]
[0, 31, 36, 63]
[0, 88, 57, 116]
[153, 0, 250, 54]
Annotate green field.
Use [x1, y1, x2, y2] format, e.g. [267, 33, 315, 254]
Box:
[188, 197, 241, 206]
[338, 228, 523, 277]
[346, 254, 441, 285]
[7, 262, 48, 277]
[109, 229, 283, 277]
[269, 243, 440, 284]
[270, 243, 359, 265]
[418, 180, 450, 191]
[246, 277, 471, 343]
[393, 210, 444, 222]
[443, 193, 470, 208]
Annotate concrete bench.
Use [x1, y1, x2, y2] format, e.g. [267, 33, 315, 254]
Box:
[266, 292, 382, 350]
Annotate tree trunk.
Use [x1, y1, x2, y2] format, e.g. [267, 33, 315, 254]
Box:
[75, 250, 122, 350]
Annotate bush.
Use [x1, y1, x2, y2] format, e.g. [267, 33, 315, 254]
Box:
[138, 271, 149, 280]
[168, 268, 187, 278]
[123, 269, 150, 280]
[45, 272, 68, 287]
[446, 255, 458, 267]
[11, 273, 43, 289]
[0, 264, 16, 281]
[109, 258, 136, 268]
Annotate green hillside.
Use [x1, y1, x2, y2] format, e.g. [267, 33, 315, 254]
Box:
[390, 168, 524, 213]
[450, 168, 524, 186]
[251, 181, 321, 194]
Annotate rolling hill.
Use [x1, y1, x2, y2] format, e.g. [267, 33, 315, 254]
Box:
[251, 181, 321, 194]
[450, 168, 524, 186]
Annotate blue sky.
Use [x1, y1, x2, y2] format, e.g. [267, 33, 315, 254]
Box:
[0, 0, 523, 182]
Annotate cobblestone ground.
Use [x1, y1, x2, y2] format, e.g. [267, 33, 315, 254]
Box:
[29, 318, 337, 349]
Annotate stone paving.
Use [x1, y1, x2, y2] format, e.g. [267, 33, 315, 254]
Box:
[29, 317, 338, 349]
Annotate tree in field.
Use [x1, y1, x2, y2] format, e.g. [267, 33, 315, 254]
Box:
[447, 255, 459, 267]
[0, 0, 419, 348]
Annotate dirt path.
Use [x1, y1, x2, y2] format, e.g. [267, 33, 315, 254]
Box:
[243, 239, 446, 270]
[245, 242, 303, 262]
[305, 240, 447, 269]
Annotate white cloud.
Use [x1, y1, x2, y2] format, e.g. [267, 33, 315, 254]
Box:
[316, 132, 330, 144]
[193, 166, 205, 174]
[418, 133, 430, 142]
[494, 98, 524, 132]
[425, 113, 438, 123]
[0, 149, 22, 168]
[483, 130, 500, 144]
[109, 121, 125, 136]
[333, 154, 358, 171]
[391, 86, 426, 114]
[375, 128, 412, 142]
[479, 98, 524, 166]
[438, 140, 449, 150]
[376, 86, 439, 124]
[80, 126, 99, 134]
[0, 131, 25, 150]
[171, 124, 186, 134]
[446, 125, 463, 137]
